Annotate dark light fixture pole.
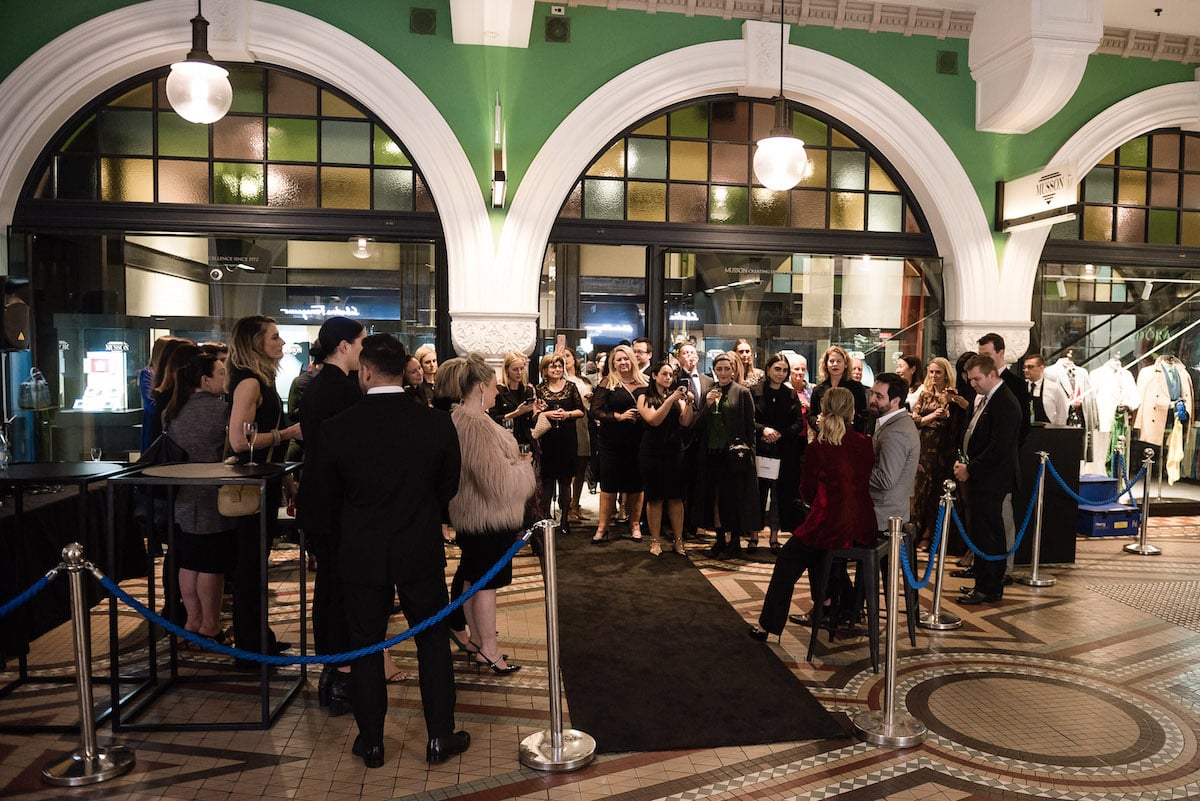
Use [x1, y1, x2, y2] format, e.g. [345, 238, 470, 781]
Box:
[165, 1, 233, 124]
[752, 1, 808, 191]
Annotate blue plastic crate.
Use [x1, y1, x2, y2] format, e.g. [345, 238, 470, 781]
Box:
[1078, 474, 1121, 505]
[1077, 503, 1140, 538]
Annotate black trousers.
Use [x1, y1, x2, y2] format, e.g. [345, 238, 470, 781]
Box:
[965, 485, 1008, 597]
[342, 573, 456, 745]
[310, 529, 349, 658]
[231, 479, 281, 655]
[758, 538, 824, 634]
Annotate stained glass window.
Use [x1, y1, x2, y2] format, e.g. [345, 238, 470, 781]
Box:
[28, 65, 431, 214]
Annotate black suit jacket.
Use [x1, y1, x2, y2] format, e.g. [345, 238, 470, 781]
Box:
[964, 382, 1021, 494]
[322, 392, 461, 586]
[297, 364, 362, 533]
[1000, 367, 1031, 446]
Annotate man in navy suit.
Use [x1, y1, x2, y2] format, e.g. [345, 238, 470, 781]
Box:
[953, 354, 1021, 604]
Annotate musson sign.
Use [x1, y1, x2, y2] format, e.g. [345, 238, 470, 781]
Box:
[997, 164, 1080, 233]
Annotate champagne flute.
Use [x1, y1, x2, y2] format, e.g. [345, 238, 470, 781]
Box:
[90, 447, 102, 462]
[244, 421, 258, 466]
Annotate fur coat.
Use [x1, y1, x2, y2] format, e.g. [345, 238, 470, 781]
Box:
[449, 404, 537, 534]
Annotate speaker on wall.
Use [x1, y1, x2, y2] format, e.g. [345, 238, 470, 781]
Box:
[545, 16, 570, 43]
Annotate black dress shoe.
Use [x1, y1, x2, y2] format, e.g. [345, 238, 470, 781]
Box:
[957, 590, 1001, 605]
[318, 666, 335, 707]
[950, 568, 976, 579]
[747, 626, 770, 641]
[1003, 574, 1014, 586]
[328, 672, 352, 717]
[352, 734, 384, 768]
[426, 730, 471, 764]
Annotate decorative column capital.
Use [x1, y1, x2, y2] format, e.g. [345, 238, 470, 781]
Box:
[450, 312, 539, 366]
[944, 320, 1033, 365]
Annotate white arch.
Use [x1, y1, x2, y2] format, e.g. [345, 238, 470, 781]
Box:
[1001, 80, 1200, 318]
[0, 0, 492, 310]
[500, 39, 998, 322]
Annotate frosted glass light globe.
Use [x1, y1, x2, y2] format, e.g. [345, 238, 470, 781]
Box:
[166, 61, 232, 124]
[753, 135, 808, 191]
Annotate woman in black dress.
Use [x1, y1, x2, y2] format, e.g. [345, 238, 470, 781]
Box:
[590, 344, 647, 543]
[490, 352, 540, 448]
[227, 315, 303, 661]
[535, 352, 585, 529]
[808, 345, 868, 434]
[635, 361, 694, 555]
[753, 352, 806, 553]
[700, 352, 761, 558]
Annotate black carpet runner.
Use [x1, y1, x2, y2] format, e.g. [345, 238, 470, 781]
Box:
[554, 530, 848, 753]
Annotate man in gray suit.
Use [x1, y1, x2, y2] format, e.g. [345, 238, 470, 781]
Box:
[867, 372, 920, 531]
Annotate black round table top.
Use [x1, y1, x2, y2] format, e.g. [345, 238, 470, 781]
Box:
[141, 462, 283, 479]
[0, 461, 128, 482]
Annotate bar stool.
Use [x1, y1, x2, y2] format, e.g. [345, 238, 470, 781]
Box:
[805, 533, 918, 673]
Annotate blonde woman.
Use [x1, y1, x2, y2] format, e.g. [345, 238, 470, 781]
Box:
[535, 352, 585, 529]
[909, 356, 969, 548]
[561, 348, 593, 523]
[749, 387, 877, 639]
[590, 344, 647, 542]
[808, 345, 868, 434]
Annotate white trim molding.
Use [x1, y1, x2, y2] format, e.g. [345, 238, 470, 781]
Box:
[500, 36, 998, 328]
[0, 0, 492, 315]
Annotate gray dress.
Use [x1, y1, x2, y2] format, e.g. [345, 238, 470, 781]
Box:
[165, 392, 232, 535]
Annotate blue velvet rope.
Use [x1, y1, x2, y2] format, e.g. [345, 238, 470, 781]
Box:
[898, 501, 943, 590]
[949, 461, 1042, 561]
[1047, 457, 1145, 507]
[96, 532, 532, 665]
[0, 572, 56, 618]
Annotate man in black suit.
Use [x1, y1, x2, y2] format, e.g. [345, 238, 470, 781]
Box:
[633, 337, 654, 378]
[297, 316, 364, 715]
[320, 334, 466, 768]
[675, 341, 715, 538]
[952, 354, 1021, 604]
[976, 332, 1028, 584]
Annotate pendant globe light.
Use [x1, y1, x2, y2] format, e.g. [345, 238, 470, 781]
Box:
[753, 2, 807, 191]
[165, 1, 233, 124]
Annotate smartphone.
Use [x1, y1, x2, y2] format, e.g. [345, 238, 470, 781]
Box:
[555, 333, 566, 353]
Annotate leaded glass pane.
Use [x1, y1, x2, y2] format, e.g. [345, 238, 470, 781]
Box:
[867, 193, 902, 232]
[322, 90, 365, 119]
[158, 112, 208, 158]
[267, 72, 318, 116]
[669, 141, 707, 181]
[1082, 206, 1113, 240]
[1183, 211, 1200, 245]
[55, 154, 96, 200]
[322, 120, 371, 164]
[213, 116, 264, 160]
[1148, 209, 1178, 244]
[374, 126, 411, 167]
[213, 161, 265, 205]
[415, 174, 435, 212]
[1116, 170, 1146, 206]
[561, 182, 582, 218]
[1115, 207, 1145, 242]
[1185, 174, 1200, 209]
[710, 101, 749, 141]
[1186, 137, 1200, 171]
[793, 114, 827, 147]
[587, 141, 625, 178]
[159, 159, 209, 204]
[750, 188, 786, 226]
[790, 189, 825, 228]
[98, 109, 153, 155]
[670, 105, 708, 139]
[830, 191, 865, 230]
[1152, 133, 1180, 169]
[227, 66, 265, 114]
[268, 164, 318, 206]
[628, 181, 666, 221]
[321, 166, 370, 209]
[831, 130, 856, 148]
[109, 84, 153, 108]
[668, 183, 706, 223]
[751, 102, 775, 142]
[1150, 172, 1179, 208]
[627, 138, 666, 180]
[1084, 167, 1115, 204]
[1119, 137, 1148, 167]
[100, 157, 152, 202]
[830, 151, 866, 190]
[583, 178, 624, 219]
[709, 186, 747, 225]
[710, 143, 748, 184]
[633, 115, 666, 136]
[62, 115, 97, 153]
[268, 118, 318, 162]
[869, 159, 898, 192]
[374, 168, 414, 211]
[799, 150, 827, 188]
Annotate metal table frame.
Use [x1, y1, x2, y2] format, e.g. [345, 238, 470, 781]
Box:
[0, 461, 139, 734]
[105, 462, 307, 732]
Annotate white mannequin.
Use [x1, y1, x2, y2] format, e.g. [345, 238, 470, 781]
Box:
[1086, 356, 1139, 474]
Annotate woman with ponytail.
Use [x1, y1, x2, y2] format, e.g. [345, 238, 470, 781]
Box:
[748, 387, 877, 640]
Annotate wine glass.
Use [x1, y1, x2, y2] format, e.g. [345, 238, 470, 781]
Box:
[244, 421, 259, 466]
[89, 448, 102, 462]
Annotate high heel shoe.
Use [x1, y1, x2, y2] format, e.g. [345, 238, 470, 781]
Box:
[591, 530, 609, 544]
[673, 538, 686, 556]
[769, 539, 781, 554]
[473, 652, 520, 676]
[649, 539, 662, 556]
[746, 535, 759, 553]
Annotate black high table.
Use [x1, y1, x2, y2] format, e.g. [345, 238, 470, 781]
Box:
[0, 461, 138, 734]
[105, 462, 307, 732]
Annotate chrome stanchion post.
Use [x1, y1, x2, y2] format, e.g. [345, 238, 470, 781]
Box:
[918, 480, 961, 631]
[1015, 452, 1056, 586]
[1125, 448, 1162, 555]
[43, 543, 135, 786]
[853, 517, 926, 748]
[519, 519, 596, 771]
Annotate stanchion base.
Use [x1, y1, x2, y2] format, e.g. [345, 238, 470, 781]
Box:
[917, 609, 962, 630]
[852, 710, 926, 748]
[1124, 541, 1162, 555]
[519, 728, 596, 772]
[42, 745, 135, 786]
[1013, 572, 1057, 587]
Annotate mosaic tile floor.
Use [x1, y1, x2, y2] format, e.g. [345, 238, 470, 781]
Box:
[2, 504, 1199, 801]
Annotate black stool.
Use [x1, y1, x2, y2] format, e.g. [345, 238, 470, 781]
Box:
[805, 534, 919, 673]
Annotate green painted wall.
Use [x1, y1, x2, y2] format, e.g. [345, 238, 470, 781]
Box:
[1, 0, 1196, 249]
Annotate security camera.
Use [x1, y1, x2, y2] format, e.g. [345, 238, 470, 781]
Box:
[209, 268, 223, 281]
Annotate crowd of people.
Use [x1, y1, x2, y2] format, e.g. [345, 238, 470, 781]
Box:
[138, 316, 1036, 769]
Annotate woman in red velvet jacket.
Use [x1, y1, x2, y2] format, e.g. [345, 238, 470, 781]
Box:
[749, 386, 877, 638]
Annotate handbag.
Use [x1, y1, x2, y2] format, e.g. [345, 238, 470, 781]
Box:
[726, 438, 754, 474]
[217, 414, 278, 517]
[18, 368, 52, 411]
[530, 411, 553, 440]
[756, 455, 781, 480]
